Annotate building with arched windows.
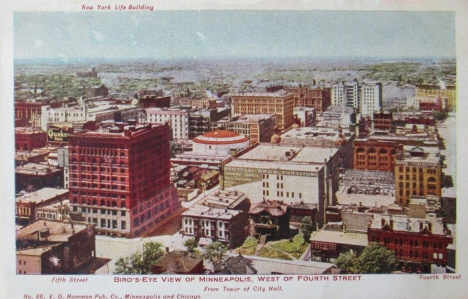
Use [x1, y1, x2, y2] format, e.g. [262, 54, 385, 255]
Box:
[368, 214, 453, 273]
[394, 146, 443, 206]
[15, 127, 47, 151]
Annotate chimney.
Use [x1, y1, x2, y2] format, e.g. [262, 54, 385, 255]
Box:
[381, 218, 385, 227]
[166, 247, 170, 253]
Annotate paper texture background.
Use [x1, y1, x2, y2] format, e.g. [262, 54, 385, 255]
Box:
[1, 1, 467, 298]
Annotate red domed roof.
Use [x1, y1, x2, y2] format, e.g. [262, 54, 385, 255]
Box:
[193, 130, 249, 145]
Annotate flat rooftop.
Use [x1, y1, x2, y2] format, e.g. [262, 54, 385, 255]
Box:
[310, 230, 369, 247]
[232, 89, 291, 97]
[17, 220, 90, 242]
[215, 114, 275, 124]
[182, 205, 241, 220]
[225, 253, 335, 275]
[199, 190, 248, 209]
[16, 188, 68, 204]
[282, 127, 353, 141]
[16, 163, 61, 175]
[369, 214, 448, 236]
[234, 144, 338, 164]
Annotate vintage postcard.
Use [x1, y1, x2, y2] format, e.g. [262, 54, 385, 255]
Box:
[1, 0, 468, 299]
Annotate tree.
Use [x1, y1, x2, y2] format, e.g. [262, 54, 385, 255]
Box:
[300, 216, 315, 243]
[335, 252, 360, 274]
[203, 242, 227, 266]
[358, 243, 397, 274]
[113, 241, 165, 274]
[184, 238, 198, 252]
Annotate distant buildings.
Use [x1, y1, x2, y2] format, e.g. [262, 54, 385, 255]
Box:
[84, 84, 109, 98]
[145, 108, 189, 140]
[331, 80, 382, 116]
[188, 108, 230, 139]
[68, 122, 181, 238]
[76, 67, 98, 78]
[416, 84, 456, 111]
[173, 130, 250, 167]
[40, 100, 140, 132]
[231, 90, 294, 130]
[212, 114, 276, 145]
[319, 106, 357, 128]
[284, 85, 331, 113]
[293, 107, 316, 127]
[382, 84, 416, 109]
[407, 96, 444, 111]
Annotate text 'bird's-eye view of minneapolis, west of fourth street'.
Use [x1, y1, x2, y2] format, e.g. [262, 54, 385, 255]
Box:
[10, 10, 459, 287]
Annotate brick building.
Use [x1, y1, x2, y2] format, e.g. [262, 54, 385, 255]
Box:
[84, 84, 109, 98]
[15, 101, 47, 123]
[16, 163, 64, 192]
[231, 90, 294, 131]
[353, 128, 439, 172]
[373, 112, 392, 132]
[284, 85, 331, 113]
[15, 127, 47, 151]
[68, 122, 181, 237]
[15, 187, 69, 226]
[212, 114, 277, 145]
[416, 85, 456, 111]
[16, 220, 96, 274]
[353, 140, 400, 172]
[139, 96, 171, 109]
[368, 215, 453, 272]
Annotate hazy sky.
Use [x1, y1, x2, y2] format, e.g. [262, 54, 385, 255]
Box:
[14, 11, 455, 60]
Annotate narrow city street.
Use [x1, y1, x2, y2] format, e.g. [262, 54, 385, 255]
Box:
[437, 114, 456, 197]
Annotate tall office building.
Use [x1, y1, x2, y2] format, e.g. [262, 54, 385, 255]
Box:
[230, 90, 294, 131]
[68, 122, 180, 237]
[331, 80, 382, 116]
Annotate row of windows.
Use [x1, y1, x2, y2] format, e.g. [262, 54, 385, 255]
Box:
[16, 207, 31, 215]
[71, 166, 125, 173]
[71, 191, 126, 200]
[133, 211, 168, 227]
[74, 206, 126, 216]
[372, 236, 444, 249]
[262, 175, 284, 180]
[97, 218, 126, 230]
[71, 182, 127, 191]
[398, 166, 438, 174]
